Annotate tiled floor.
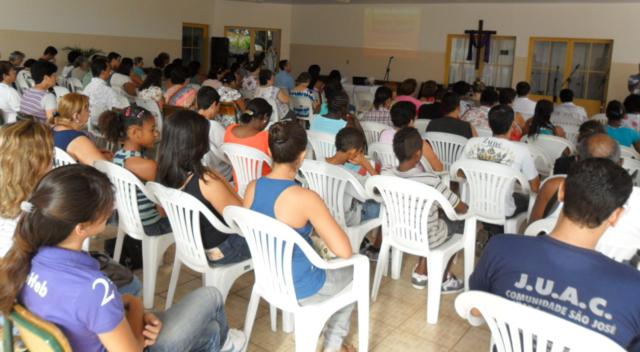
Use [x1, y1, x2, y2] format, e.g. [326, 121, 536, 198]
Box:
[98, 227, 491, 351]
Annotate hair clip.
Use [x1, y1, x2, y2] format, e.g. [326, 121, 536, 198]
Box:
[20, 201, 34, 213]
[246, 110, 254, 116]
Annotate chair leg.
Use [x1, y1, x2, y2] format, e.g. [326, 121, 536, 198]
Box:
[282, 312, 294, 333]
[426, 255, 445, 325]
[113, 228, 125, 262]
[204, 270, 234, 302]
[270, 305, 278, 332]
[390, 248, 403, 280]
[357, 293, 370, 352]
[3, 315, 13, 352]
[165, 257, 181, 310]
[243, 287, 261, 352]
[371, 242, 391, 301]
[293, 317, 323, 352]
[141, 238, 160, 310]
[463, 220, 477, 289]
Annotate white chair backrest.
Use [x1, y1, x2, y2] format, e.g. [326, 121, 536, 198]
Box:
[623, 157, 640, 186]
[523, 217, 557, 236]
[557, 124, 579, 144]
[621, 146, 640, 160]
[476, 127, 493, 138]
[220, 143, 272, 197]
[53, 147, 76, 168]
[15, 70, 34, 95]
[551, 110, 584, 127]
[451, 159, 530, 224]
[360, 121, 388, 146]
[94, 160, 152, 238]
[455, 291, 626, 352]
[591, 113, 608, 125]
[413, 119, 430, 134]
[147, 182, 233, 273]
[525, 134, 575, 162]
[424, 131, 468, 170]
[223, 205, 322, 309]
[299, 160, 364, 227]
[597, 229, 640, 263]
[290, 93, 314, 119]
[365, 175, 458, 251]
[522, 143, 552, 176]
[135, 97, 163, 134]
[265, 97, 281, 125]
[66, 77, 83, 93]
[52, 86, 70, 104]
[368, 142, 398, 169]
[307, 131, 336, 160]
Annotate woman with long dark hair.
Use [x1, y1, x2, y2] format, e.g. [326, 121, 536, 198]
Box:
[525, 99, 566, 138]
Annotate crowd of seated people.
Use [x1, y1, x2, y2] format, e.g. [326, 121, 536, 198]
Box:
[2, 44, 640, 352]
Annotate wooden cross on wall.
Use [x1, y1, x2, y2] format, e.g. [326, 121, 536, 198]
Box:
[464, 20, 497, 70]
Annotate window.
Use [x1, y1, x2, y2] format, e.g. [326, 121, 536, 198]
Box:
[445, 34, 516, 88]
[224, 26, 281, 70]
[527, 37, 613, 115]
[182, 23, 209, 68]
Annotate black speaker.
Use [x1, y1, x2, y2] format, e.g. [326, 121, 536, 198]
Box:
[211, 37, 229, 68]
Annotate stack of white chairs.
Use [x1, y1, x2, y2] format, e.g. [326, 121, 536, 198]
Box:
[94, 161, 174, 309]
[299, 160, 381, 251]
[455, 291, 626, 352]
[365, 176, 477, 324]
[307, 131, 336, 161]
[220, 143, 272, 197]
[223, 205, 370, 352]
[147, 182, 253, 308]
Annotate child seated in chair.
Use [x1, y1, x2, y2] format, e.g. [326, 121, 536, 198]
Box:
[382, 127, 467, 292]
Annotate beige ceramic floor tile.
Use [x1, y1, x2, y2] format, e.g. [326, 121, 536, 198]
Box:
[452, 326, 492, 352]
[372, 329, 449, 352]
[398, 308, 470, 349]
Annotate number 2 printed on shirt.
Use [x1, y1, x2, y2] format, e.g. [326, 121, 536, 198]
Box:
[92, 278, 115, 306]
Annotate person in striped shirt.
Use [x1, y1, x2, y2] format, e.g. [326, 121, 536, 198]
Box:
[382, 127, 467, 292]
[18, 60, 57, 123]
[99, 105, 172, 236]
[361, 86, 393, 126]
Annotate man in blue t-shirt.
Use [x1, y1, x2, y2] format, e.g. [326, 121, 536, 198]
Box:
[470, 158, 640, 350]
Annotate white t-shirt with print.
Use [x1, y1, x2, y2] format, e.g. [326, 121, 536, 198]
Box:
[460, 137, 538, 216]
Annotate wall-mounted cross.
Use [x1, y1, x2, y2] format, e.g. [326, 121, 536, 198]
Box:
[464, 20, 497, 70]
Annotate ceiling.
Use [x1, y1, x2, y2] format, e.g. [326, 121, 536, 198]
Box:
[231, 0, 640, 3]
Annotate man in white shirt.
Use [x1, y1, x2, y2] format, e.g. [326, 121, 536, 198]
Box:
[552, 88, 588, 126]
[0, 61, 21, 123]
[513, 81, 536, 119]
[83, 57, 129, 129]
[196, 86, 231, 180]
[460, 104, 540, 218]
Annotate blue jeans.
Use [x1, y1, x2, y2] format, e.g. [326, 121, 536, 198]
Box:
[209, 234, 251, 265]
[149, 287, 229, 352]
[360, 200, 381, 222]
[118, 275, 142, 296]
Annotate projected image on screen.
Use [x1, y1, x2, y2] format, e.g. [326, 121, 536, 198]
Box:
[363, 8, 421, 52]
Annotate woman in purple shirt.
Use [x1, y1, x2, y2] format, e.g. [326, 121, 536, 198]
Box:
[0, 164, 246, 352]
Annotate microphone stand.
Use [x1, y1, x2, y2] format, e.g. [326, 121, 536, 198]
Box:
[563, 64, 580, 89]
[552, 65, 560, 103]
[383, 56, 393, 82]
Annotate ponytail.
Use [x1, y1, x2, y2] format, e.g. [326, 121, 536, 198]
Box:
[98, 105, 153, 143]
[0, 165, 114, 315]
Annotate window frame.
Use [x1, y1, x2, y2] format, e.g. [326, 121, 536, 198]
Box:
[224, 25, 282, 63]
[182, 22, 210, 71]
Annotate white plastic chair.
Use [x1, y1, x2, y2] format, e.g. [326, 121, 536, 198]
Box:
[424, 131, 468, 171]
[146, 182, 253, 309]
[522, 143, 552, 177]
[53, 147, 76, 168]
[365, 176, 477, 324]
[597, 229, 640, 264]
[455, 291, 626, 352]
[15, 70, 34, 95]
[557, 123, 579, 145]
[94, 161, 174, 309]
[368, 142, 398, 169]
[551, 110, 585, 127]
[52, 86, 70, 104]
[523, 217, 557, 236]
[360, 121, 388, 146]
[354, 90, 374, 113]
[66, 77, 83, 93]
[526, 174, 565, 221]
[265, 97, 282, 126]
[220, 143, 272, 197]
[451, 159, 531, 234]
[476, 127, 493, 138]
[524, 134, 575, 163]
[290, 93, 314, 122]
[299, 160, 381, 251]
[414, 119, 430, 133]
[223, 206, 370, 352]
[307, 131, 336, 161]
[135, 97, 163, 135]
[621, 146, 640, 160]
[623, 157, 640, 186]
[591, 113, 608, 125]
